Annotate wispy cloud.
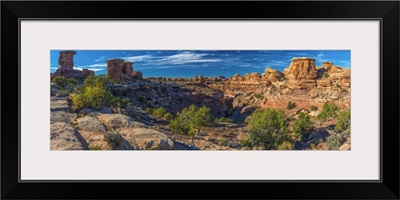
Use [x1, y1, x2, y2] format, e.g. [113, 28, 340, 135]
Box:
[86, 63, 107, 68]
[94, 56, 106, 62]
[74, 67, 104, 72]
[121, 55, 153, 62]
[264, 60, 289, 67]
[157, 51, 221, 65]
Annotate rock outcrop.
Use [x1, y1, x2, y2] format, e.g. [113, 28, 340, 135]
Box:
[283, 57, 318, 89]
[50, 122, 88, 150]
[51, 50, 95, 81]
[263, 68, 284, 82]
[106, 59, 124, 82]
[119, 128, 174, 150]
[132, 71, 143, 79]
[107, 59, 136, 82]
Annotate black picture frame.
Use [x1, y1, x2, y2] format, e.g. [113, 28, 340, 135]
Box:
[2, 1, 399, 199]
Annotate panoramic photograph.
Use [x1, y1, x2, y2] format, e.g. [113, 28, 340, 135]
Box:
[50, 50, 351, 151]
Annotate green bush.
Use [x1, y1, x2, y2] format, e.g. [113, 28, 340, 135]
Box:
[323, 72, 330, 78]
[153, 107, 168, 118]
[335, 109, 350, 133]
[292, 112, 314, 136]
[254, 93, 262, 99]
[146, 108, 154, 114]
[245, 109, 290, 150]
[70, 76, 117, 111]
[287, 101, 296, 110]
[89, 145, 102, 150]
[103, 132, 123, 146]
[169, 105, 213, 139]
[317, 103, 340, 120]
[67, 77, 78, 87]
[52, 76, 68, 89]
[310, 105, 318, 111]
[214, 117, 233, 124]
[277, 141, 293, 150]
[326, 135, 341, 150]
[83, 75, 109, 88]
[163, 113, 173, 120]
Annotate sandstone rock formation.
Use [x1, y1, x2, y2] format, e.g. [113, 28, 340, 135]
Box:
[58, 50, 76, 69]
[106, 59, 124, 82]
[107, 59, 136, 81]
[119, 128, 174, 150]
[77, 116, 107, 132]
[132, 71, 143, 79]
[263, 68, 284, 82]
[283, 57, 318, 89]
[51, 50, 95, 81]
[50, 122, 88, 150]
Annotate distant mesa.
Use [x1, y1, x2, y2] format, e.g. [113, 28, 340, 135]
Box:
[51, 50, 95, 81]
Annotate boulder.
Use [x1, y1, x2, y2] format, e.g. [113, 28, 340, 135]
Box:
[119, 128, 174, 150]
[50, 111, 77, 124]
[77, 116, 107, 132]
[96, 114, 146, 129]
[339, 143, 351, 150]
[50, 122, 88, 150]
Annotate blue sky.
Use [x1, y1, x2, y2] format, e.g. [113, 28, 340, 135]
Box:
[50, 50, 350, 78]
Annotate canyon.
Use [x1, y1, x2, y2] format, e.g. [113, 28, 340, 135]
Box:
[50, 51, 351, 151]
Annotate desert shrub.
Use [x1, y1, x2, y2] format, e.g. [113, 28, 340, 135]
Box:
[240, 134, 252, 147]
[70, 75, 117, 111]
[335, 109, 351, 133]
[121, 97, 131, 106]
[254, 93, 262, 99]
[146, 108, 154, 114]
[277, 141, 293, 150]
[103, 132, 123, 146]
[323, 72, 330, 78]
[52, 76, 68, 89]
[310, 105, 318, 111]
[326, 135, 341, 150]
[169, 105, 213, 139]
[70, 86, 117, 111]
[292, 112, 314, 136]
[280, 77, 288, 82]
[83, 75, 109, 88]
[287, 101, 296, 110]
[89, 145, 102, 150]
[317, 103, 340, 120]
[245, 109, 290, 150]
[214, 117, 233, 124]
[67, 77, 78, 87]
[153, 107, 168, 118]
[163, 113, 173, 120]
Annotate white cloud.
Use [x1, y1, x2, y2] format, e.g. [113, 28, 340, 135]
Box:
[94, 56, 106, 62]
[157, 51, 221, 64]
[121, 55, 153, 62]
[74, 67, 104, 72]
[80, 63, 107, 68]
